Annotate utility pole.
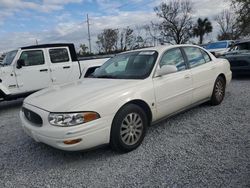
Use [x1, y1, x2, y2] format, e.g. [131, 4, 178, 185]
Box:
[86, 14, 92, 53]
[35, 39, 38, 45]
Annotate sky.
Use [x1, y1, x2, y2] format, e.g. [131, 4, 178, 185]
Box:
[0, 0, 230, 53]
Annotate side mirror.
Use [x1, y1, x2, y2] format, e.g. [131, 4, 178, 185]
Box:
[155, 65, 178, 77]
[16, 59, 25, 69]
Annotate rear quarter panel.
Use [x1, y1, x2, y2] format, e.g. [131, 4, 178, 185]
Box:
[214, 58, 232, 86]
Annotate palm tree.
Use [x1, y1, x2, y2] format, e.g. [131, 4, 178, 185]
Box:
[193, 18, 213, 44]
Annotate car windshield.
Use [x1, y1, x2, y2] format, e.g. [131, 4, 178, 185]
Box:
[93, 50, 158, 79]
[206, 42, 228, 49]
[2, 50, 18, 66]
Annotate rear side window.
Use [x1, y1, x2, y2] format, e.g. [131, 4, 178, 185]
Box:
[19, 50, 44, 66]
[160, 48, 186, 71]
[201, 49, 211, 63]
[183, 47, 206, 68]
[49, 48, 69, 63]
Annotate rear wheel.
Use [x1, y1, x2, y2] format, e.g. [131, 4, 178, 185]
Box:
[110, 104, 148, 153]
[210, 76, 226, 105]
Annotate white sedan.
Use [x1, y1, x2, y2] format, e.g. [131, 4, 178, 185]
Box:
[20, 45, 232, 152]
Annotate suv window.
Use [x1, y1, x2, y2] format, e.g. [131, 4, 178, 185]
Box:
[184, 47, 206, 68]
[160, 48, 186, 71]
[19, 50, 44, 66]
[49, 48, 69, 63]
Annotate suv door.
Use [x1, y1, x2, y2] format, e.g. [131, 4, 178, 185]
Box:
[15, 50, 51, 93]
[182, 47, 216, 103]
[48, 48, 79, 85]
[153, 48, 193, 119]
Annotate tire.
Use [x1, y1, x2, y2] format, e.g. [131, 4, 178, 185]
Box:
[0, 90, 5, 101]
[110, 104, 148, 153]
[210, 76, 226, 106]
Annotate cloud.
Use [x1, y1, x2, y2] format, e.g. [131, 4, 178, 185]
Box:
[193, 0, 230, 18]
[0, 0, 83, 23]
[0, 0, 231, 52]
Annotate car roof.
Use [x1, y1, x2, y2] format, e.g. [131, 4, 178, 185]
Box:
[235, 40, 250, 44]
[21, 43, 75, 50]
[122, 44, 202, 54]
[20, 43, 78, 62]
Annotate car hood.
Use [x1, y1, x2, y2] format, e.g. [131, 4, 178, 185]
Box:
[24, 78, 141, 112]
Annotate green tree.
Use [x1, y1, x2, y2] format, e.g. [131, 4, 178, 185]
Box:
[193, 18, 213, 44]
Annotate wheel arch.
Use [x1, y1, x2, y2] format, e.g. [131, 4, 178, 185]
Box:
[116, 99, 153, 124]
[217, 73, 226, 84]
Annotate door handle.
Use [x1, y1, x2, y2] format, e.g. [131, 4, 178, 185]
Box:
[63, 66, 71, 69]
[40, 69, 48, 72]
[184, 74, 191, 79]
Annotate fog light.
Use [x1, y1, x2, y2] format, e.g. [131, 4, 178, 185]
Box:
[63, 139, 82, 145]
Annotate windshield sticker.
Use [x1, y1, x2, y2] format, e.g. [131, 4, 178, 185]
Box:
[139, 51, 155, 55]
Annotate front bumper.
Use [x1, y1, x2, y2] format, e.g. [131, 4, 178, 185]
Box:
[20, 103, 112, 151]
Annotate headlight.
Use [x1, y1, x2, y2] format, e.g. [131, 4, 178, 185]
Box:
[48, 112, 100, 127]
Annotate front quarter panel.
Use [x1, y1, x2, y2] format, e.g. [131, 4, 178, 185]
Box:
[72, 79, 157, 122]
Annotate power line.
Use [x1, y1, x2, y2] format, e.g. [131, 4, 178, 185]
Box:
[87, 14, 92, 53]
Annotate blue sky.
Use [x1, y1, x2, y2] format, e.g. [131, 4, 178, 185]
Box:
[0, 0, 230, 52]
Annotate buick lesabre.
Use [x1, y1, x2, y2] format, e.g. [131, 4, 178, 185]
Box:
[20, 45, 232, 152]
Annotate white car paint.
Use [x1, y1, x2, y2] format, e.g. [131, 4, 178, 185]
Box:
[20, 44, 232, 151]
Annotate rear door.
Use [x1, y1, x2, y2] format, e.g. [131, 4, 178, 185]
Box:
[153, 48, 193, 119]
[15, 49, 51, 93]
[182, 47, 216, 103]
[48, 47, 79, 85]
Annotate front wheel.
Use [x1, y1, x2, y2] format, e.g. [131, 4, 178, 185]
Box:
[110, 104, 148, 153]
[210, 76, 226, 105]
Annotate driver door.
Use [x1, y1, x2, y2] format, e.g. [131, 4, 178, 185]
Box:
[15, 49, 51, 93]
[153, 48, 193, 119]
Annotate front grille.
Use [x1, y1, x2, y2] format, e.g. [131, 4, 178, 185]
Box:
[23, 108, 43, 127]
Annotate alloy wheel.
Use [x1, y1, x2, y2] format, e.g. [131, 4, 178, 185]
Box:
[120, 113, 143, 146]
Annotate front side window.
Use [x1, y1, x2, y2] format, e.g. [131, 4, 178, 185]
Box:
[159, 48, 186, 71]
[49, 48, 69, 63]
[19, 50, 44, 66]
[184, 47, 206, 68]
[93, 51, 158, 79]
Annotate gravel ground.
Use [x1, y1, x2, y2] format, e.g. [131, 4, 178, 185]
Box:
[0, 79, 250, 188]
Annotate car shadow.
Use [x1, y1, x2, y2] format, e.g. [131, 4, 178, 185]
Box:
[0, 98, 23, 111]
[232, 74, 250, 80]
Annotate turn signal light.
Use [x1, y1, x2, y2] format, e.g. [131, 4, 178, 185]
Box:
[63, 139, 82, 145]
[84, 112, 100, 123]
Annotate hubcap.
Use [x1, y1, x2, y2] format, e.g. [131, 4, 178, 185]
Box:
[215, 80, 224, 101]
[120, 113, 143, 146]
